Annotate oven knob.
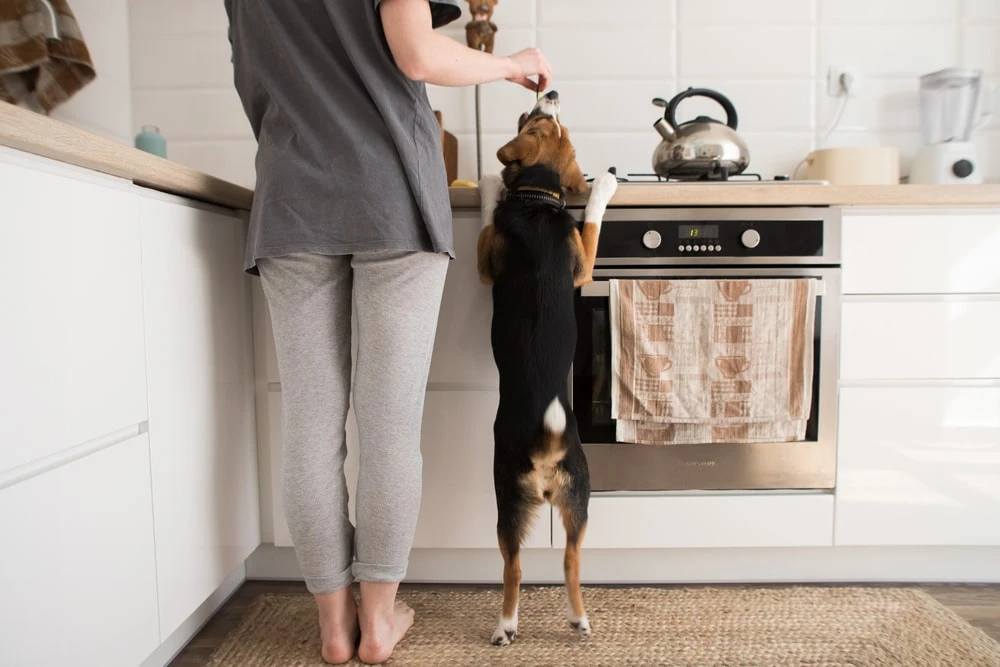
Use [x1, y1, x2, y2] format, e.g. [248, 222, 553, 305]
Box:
[642, 230, 662, 250]
[741, 228, 761, 249]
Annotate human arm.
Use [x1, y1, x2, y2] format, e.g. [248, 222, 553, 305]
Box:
[378, 0, 551, 90]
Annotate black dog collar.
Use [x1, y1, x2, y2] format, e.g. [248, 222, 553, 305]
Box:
[504, 185, 565, 209]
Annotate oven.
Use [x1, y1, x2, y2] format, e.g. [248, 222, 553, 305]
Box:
[572, 206, 841, 492]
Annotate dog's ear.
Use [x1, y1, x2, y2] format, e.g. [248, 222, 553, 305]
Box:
[517, 112, 530, 132]
[497, 133, 539, 166]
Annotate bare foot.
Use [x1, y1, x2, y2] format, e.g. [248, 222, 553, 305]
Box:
[357, 599, 415, 665]
[315, 588, 359, 664]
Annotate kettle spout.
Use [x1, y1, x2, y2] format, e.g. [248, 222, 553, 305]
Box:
[654, 118, 675, 141]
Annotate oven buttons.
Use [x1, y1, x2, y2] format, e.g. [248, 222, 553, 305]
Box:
[741, 228, 761, 249]
[685, 244, 693, 251]
[642, 230, 662, 250]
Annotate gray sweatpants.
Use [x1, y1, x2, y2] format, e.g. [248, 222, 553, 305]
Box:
[258, 251, 449, 594]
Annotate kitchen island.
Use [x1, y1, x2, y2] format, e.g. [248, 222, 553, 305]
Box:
[3, 101, 1000, 667]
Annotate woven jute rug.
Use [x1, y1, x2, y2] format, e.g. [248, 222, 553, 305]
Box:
[204, 586, 1000, 666]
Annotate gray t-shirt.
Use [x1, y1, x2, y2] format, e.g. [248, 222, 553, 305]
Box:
[224, 0, 461, 275]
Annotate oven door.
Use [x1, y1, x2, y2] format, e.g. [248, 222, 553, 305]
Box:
[572, 267, 841, 492]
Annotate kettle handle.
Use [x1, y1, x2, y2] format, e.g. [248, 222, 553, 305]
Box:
[666, 88, 739, 130]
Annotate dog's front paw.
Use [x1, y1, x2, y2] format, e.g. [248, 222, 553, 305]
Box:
[491, 616, 518, 646]
[479, 174, 504, 208]
[590, 171, 618, 205]
[584, 171, 618, 225]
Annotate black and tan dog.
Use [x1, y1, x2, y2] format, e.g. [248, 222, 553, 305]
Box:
[477, 91, 618, 646]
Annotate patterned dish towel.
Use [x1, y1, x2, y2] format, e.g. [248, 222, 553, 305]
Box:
[610, 278, 818, 445]
[0, 0, 95, 113]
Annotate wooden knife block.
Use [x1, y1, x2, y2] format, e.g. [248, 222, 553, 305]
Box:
[434, 111, 458, 185]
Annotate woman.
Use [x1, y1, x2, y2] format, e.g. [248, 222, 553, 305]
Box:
[224, 0, 552, 663]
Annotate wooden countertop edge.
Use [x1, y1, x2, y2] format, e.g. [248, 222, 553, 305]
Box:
[1, 101, 254, 211]
[447, 183, 1000, 209]
[6, 102, 1000, 212]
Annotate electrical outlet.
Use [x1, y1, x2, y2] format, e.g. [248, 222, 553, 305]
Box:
[827, 66, 861, 97]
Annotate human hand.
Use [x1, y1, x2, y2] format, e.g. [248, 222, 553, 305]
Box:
[504, 47, 552, 93]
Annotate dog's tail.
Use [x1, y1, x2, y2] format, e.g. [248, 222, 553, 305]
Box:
[542, 396, 567, 454]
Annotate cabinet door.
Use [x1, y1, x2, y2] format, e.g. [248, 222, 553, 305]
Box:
[0, 152, 147, 474]
[0, 434, 159, 667]
[427, 211, 498, 386]
[413, 390, 551, 549]
[138, 190, 259, 637]
[842, 212, 1000, 295]
[835, 386, 1000, 546]
[840, 298, 1000, 380]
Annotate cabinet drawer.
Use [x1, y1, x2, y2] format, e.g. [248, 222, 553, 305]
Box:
[555, 494, 834, 549]
[835, 386, 1000, 546]
[843, 212, 1000, 295]
[0, 434, 160, 666]
[0, 155, 147, 475]
[840, 298, 1000, 380]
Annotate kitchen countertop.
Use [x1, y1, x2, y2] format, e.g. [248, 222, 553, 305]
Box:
[4, 101, 1000, 211]
[0, 101, 254, 211]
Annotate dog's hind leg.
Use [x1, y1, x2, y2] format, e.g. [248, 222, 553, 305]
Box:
[559, 500, 591, 636]
[492, 502, 536, 646]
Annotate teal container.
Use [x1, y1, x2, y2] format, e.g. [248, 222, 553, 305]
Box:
[134, 125, 167, 158]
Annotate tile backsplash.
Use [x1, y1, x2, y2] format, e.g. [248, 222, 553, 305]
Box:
[126, 0, 1000, 187]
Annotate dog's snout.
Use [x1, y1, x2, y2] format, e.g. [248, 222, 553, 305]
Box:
[544, 90, 559, 101]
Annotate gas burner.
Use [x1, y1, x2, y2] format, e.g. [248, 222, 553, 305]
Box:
[585, 167, 825, 185]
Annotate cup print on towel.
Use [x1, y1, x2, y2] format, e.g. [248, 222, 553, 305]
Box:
[637, 280, 674, 300]
[715, 355, 750, 378]
[639, 354, 673, 376]
[716, 280, 752, 302]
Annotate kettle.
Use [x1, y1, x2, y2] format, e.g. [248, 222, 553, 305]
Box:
[651, 88, 750, 180]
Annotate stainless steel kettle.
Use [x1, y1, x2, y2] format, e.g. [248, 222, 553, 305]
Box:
[651, 88, 750, 180]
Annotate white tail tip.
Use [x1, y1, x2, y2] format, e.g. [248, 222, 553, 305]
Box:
[543, 397, 566, 435]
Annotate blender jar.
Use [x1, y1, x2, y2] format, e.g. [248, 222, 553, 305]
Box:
[919, 68, 982, 144]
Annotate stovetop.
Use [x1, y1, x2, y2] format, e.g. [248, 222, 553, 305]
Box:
[586, 167, 828, 185]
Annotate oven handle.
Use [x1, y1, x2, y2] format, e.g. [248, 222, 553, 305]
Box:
[581, 275, 830, 298]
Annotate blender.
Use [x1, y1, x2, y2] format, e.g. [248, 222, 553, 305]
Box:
[910, 68, 987, 185]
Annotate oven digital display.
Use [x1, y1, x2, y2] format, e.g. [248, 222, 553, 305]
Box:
[678, 224, 719, 239]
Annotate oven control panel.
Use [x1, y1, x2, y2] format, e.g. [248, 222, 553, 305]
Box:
[591, 210, 836, 264]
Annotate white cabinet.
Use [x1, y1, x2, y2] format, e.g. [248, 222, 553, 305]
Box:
[835, 386, 1000, 546]
[413, 391, 550, 549]
[842, 212, 1000, 295]
[0, 434, 160, 667]
[556, 494, 834, 549]
[0, 152, 147, 474]
[137, 189, 260, 637]
[428, 211, 498, 386]
[840, 297, 1000, 380]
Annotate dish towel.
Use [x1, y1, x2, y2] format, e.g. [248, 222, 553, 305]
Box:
[610, 278, 818, 445]
[0, 0, 95, 113]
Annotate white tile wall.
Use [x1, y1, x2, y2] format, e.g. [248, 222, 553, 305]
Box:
[50, 0, 132, 144]
[125, 0, 1000, 186]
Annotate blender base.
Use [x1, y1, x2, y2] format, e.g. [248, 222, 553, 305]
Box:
[910, 142, 983, 185]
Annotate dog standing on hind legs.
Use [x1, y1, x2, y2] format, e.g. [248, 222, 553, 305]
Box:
[476, 91, 619, 646]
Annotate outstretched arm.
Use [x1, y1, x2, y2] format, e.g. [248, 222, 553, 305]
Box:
[379, 0, 551, 90]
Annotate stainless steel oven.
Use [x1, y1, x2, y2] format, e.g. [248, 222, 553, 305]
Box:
[572, 207, 841, 492]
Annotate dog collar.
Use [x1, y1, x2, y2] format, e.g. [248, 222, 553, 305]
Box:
[505, 185, 565, 209]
